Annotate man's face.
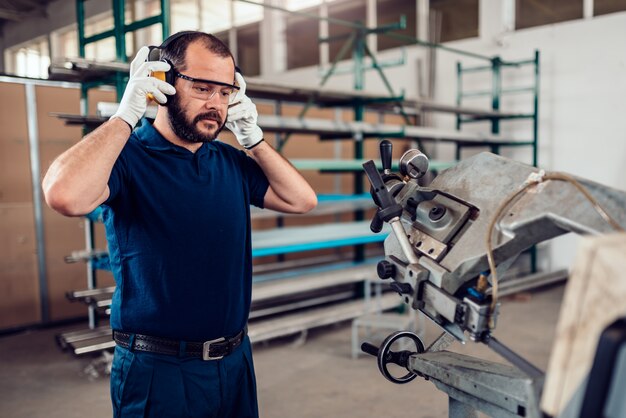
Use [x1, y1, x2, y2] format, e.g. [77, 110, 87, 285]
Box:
[167, 42, 235, 143]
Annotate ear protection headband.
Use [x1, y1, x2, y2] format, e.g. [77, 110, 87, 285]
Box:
[147, 30, 200, 86]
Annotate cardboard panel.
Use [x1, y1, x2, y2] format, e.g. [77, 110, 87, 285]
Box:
[280, 103, 352, 158]
[35, 85, 107, 320]
[0, 203, 40, 328]
[0, 83, 32, 203]
[0, 82, 40, 329]
[87, 88, 117, 115]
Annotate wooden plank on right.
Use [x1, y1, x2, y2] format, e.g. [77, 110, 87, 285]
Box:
[541, 233, 626, 416]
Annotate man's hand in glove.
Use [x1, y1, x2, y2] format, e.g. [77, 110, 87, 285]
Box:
[225, 73, 264, 150]
[111, 46, 176, 129]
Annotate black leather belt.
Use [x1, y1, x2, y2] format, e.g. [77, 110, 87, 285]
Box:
[112, 328, 246, 360]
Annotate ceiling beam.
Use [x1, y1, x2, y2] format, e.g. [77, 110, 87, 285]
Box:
[0, 0, 47, 22]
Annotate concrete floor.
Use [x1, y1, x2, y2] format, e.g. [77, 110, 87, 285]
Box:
[0, 285, 564, 418]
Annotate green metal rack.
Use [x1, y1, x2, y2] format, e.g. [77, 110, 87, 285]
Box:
[456, 51, 541, 272]
[242, 0, 417, 262]
[455, 51, 540, 165]
[75, 0, 170, 100]
[74, 0, 170, 329]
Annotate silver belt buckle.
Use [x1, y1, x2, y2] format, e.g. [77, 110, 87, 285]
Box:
[202, 337, 226, 361]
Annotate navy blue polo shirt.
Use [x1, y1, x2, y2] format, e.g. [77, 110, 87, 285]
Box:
[102, 118, 269, 341]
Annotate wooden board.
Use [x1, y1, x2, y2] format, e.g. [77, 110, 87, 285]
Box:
[0, 204, 40, 328]
[0, 83, 31, 203]
[0, 82, 41, 328]
[541, 233, 626, 415]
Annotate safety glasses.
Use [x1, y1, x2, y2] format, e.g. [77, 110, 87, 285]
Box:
[176, 72, 240, 104]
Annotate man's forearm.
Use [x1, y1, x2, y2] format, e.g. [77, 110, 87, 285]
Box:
[43, 117, 131, 216]
[248, 141, 317, 214]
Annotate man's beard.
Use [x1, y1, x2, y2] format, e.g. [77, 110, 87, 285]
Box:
[167, 94, 226, 143]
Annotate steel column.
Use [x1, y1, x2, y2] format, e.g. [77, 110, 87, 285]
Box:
[25, 83, 49, 323]
[490, 57, 502, 135]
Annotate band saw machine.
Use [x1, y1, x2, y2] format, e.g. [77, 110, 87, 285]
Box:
[359, 141, 626, 418]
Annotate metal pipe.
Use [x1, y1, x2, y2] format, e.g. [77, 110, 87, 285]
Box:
[458, 65, 492, 73]
[0, 75, 80, 88]
[485, 335, 544, 379]
[161, 0, 170, 39]
[25, 83, 49, 323]
[530, 50, 541, 273]
[532, 50, 540, 167]
[491, 58, 502, 135]
[456, 62, 462, 131]
[113, 0, 126, 61]
[85, 218, 97, 329]
[390, 218, 419, 264]
[76, 0, 85, 57]
[460, 90, 491, 98]
[502, 86, 536, 95]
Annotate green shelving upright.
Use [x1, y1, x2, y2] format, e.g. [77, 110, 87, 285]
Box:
[74, 0, 171, 329]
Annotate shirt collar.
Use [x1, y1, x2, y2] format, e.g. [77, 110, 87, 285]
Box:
[134, 118, 217, 155]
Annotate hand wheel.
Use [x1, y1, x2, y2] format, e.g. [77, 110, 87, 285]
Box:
[361, 331, 425, 384]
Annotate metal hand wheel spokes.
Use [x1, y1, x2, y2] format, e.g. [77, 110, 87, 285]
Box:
[368, 331, 425, 384]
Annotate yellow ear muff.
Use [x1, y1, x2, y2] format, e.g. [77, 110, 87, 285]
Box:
[147, 71, 166, 103]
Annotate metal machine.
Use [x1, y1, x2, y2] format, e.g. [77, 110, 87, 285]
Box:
[360, 141, 626, 417]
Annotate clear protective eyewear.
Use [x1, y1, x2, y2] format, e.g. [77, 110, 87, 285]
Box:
[176, 72, 240, 104]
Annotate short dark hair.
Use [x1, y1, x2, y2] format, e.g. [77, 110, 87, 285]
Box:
[161, 31, 234, 72]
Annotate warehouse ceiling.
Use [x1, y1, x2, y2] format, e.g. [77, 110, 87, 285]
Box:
[0, 0, 53, 25]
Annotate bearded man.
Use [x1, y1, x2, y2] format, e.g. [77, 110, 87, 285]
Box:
[43, 31, 317, 418]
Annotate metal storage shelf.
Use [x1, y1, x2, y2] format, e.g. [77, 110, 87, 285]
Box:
[52, 111, 523, 146]
[57, 293, 403, 355]
[49, 60, 532, 120]
[289, 159, 455, 172]
[65, 216, 389, 272]
[58, 259, 387, 354]
[51, 0, 541, 354]
[258, 115, 530, 145]
[252, 221, 388, 258]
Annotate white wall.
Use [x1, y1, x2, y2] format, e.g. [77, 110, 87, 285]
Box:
[433, 10, 626, 271]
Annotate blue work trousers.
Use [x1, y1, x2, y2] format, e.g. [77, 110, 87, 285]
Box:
[110, 335, 258, 417]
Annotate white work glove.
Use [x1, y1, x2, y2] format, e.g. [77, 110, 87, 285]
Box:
[225, 73, 264, 149]
[111, 46, 176, 128]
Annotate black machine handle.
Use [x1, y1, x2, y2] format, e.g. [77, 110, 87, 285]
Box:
[363, 160, 403, 223]
[363, 160, 395, 210]
[361, 342, 380, 357]
[380, 140, 393, 172]
[370, 210, 383, 233]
